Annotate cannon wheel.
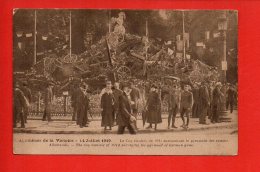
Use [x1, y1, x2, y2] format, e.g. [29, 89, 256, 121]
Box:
[63, 54, 78, 63]
[117, 66, 131, 80]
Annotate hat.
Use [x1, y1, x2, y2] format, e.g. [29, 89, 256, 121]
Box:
[151, 84, 158, 89]
[216, 82, 222, 87]
[121, 82, 130, 89]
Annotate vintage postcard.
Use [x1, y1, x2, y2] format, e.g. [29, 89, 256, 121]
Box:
[13, 9, 238, 155]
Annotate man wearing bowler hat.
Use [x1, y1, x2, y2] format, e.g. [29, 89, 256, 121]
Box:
[117, 82, 137, 134]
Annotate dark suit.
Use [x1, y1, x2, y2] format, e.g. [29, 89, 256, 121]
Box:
[76, 88, 89, 127]
[113, 88, 123, 121]
[14, 88, 27, 128]
[117, 92, 136, 134]
[226, 87, 237, 113]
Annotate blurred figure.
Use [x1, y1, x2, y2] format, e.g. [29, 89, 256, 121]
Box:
[145, 84, 162, 130]
[167, 84, 180, 129]
[180, 84, 193, 128]
[42, 83, 54, 122]
[130, 82, 140, 130]
[76, 83, 90, 128]
[113, 82, 123, 124]
[13, 82, 28, 128]
[101, 81, 115, 130]
[198, 81, 210, 124]
[192, 83, 200, 118]
[117, 82, 137, 134]
[211, 82, 224, 123]
[20, 82, 32, 123]
[226, 84, 237, 113]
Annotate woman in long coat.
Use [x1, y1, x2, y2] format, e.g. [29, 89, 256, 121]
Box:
[101, 84, 115, 130]
[145, 85, 162, 130]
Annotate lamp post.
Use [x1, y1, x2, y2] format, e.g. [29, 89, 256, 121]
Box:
[218, 11, 228, 112]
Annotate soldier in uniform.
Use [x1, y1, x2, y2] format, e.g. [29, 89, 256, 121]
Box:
[20, 82, 32, 123]
[101, 81, 115, 130]
[42, 83, 54, 122]
[198, 81, 210, 124]
[117, 82, 137, 134]
[145, 84, 162, 130]
[13, 82, 28, 128]
[180, 84, 193, 128]
[168, 84, 180, 129]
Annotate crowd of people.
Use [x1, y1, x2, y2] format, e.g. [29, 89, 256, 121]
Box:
[13, 79, 237, 134]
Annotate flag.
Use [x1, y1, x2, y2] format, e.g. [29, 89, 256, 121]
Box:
[176, 40, 184, 51]
[26, 33, 32, 37]
[168, 48, 174, 55]
[213, 32, 221, 38]
[196, 42, 204, 47]
[205, 31, 210, 40]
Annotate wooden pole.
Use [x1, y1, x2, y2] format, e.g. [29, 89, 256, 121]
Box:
[33, 10, 37, 65]
[108, 10, 111, 33]
[182, 11, 186, 64]
[69, 11, 72, 58]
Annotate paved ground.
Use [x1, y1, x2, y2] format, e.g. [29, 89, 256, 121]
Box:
[13, 110, 237, 134]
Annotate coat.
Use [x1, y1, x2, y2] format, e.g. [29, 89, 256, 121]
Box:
[14, 88, 28, 113]
[113, 88, 123, 111]
[75, 88, 89, 126]
[130, 87, 140, 110]
[180, 90, 193, 109]
[199, 85, 210, 108]
[101, 92, 115, 127]
[146, 91, 162, 124]
[212, 87, 223, 108]
[192, 88, 200, 118]
[168, 90, 180, 110]
[117, 92, 133, 126]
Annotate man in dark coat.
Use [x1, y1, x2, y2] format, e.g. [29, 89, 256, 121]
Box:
[117, 82, 137, 134]
[191, 83, 200, 118]
[168, 85, 180, 129]
[145, 84, 162, 130]
[42, 83, 54, 121]
[180, 84, 193, 128]
[71, 82, 79, 121]
[101, 81, 115, 130]
[76, 83, 90, 128]
[113, 82, 123, 123]
[198, 82, 210, 124]
[211, 82, 224, 123]
[13, 83, 28, 128]
[20, 82, 32, 123]
[226, 84, 237, 113]
[130, 82, 140, 129]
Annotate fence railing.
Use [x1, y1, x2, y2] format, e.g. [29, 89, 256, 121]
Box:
[28, 94, 169, 120]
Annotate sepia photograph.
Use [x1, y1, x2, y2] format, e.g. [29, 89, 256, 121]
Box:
[12, 9, 238, 155]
